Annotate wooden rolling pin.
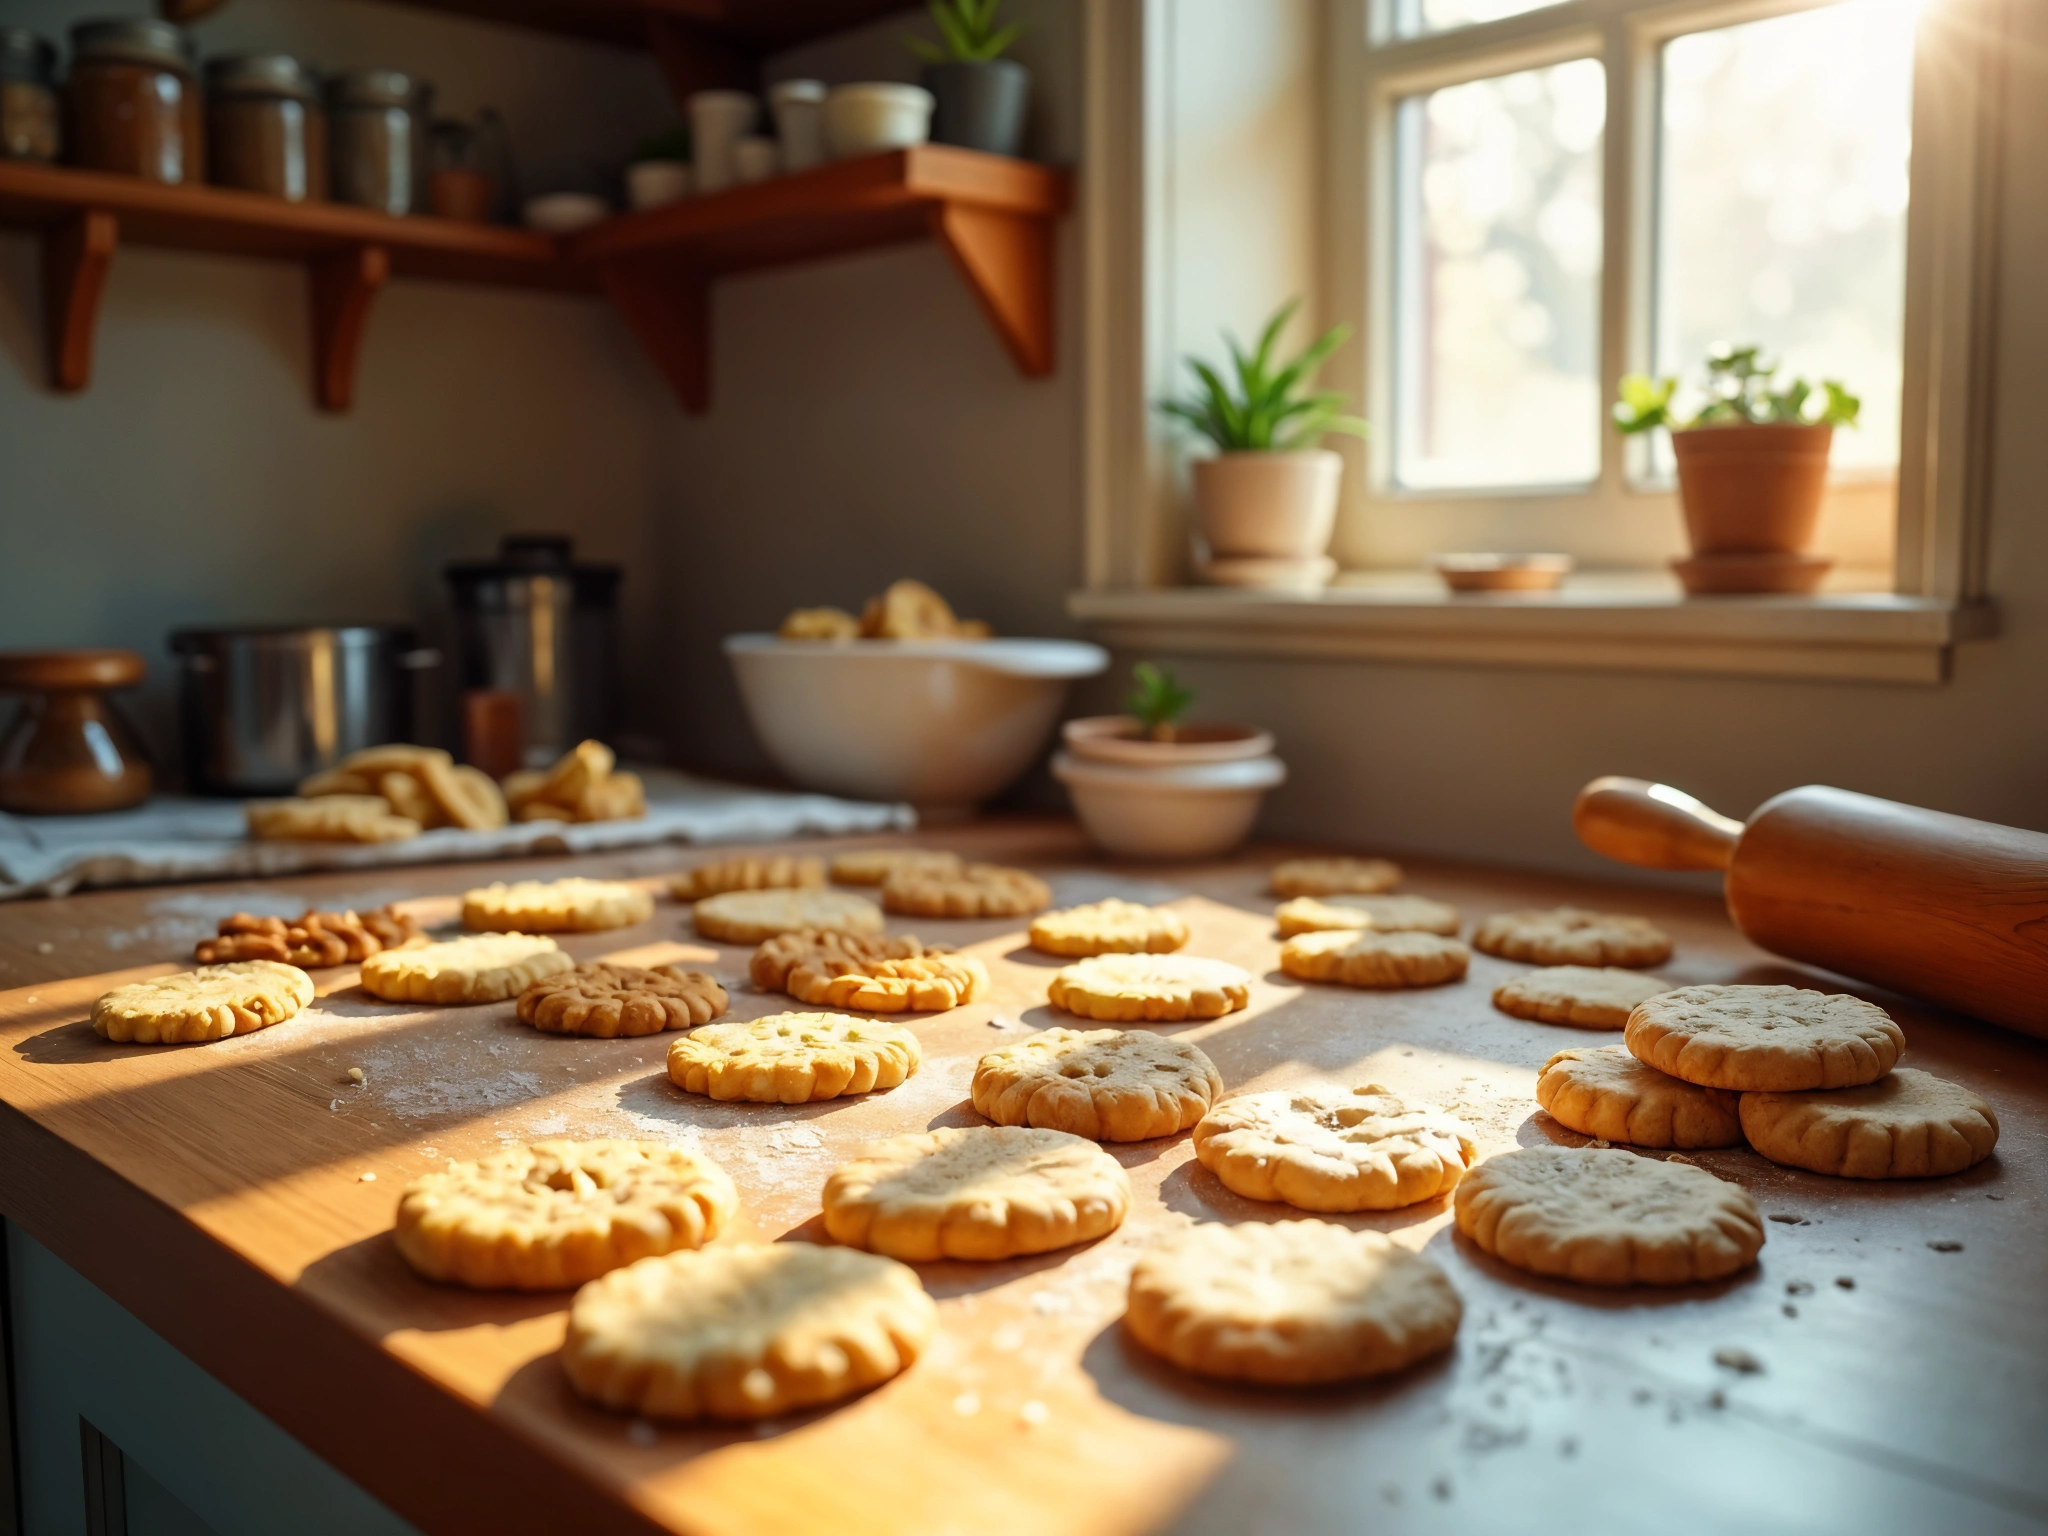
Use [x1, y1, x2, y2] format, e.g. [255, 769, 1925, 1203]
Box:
[1573, 777, 2048, 1038]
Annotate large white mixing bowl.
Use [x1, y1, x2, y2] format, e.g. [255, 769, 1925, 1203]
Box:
[724, 635, 1109, 815]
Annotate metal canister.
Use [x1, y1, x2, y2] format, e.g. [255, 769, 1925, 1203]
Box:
[327, 67, 421, 215]
[0, 29, 61, 163]
[207, 53, 325, 202]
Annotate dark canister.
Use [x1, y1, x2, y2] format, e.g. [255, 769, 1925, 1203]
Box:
[66, 18, 201, 183]
[0, 29, 61, 162]
[208, 53, 326, 201]
[327, 67, 422, 215]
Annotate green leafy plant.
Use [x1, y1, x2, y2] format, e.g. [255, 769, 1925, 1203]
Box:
[634, 126, 691, 164]
[907, 0, 1024, 63]
[1127, 662, 1195, 742]
[1158, 299, 1369, 452]
[1614, 344, 1861, 435]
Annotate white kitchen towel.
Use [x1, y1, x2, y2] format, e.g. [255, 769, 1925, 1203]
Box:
[0, 768, 915, 900]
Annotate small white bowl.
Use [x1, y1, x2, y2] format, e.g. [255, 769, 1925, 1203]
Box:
[823, 83, 935, 160]
[626, 160, 692, 210]
[1053, 752, 1286, 861]
[522, 192, 610, 233]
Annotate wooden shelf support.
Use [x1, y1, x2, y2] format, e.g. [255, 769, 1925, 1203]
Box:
[928, 200, 1055, 377]
[42, 209, 117, 393]
[596, 256, 711, 413]
[308, 244, 389, 413]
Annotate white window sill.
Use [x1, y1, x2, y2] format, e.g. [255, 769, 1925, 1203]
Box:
[1068, 571, 1996, 684]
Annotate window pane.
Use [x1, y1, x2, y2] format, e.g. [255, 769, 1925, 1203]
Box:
[1393, 0, 1567, 40]
[1392, 58, 1605, 490]
[1656, 0, 1916, 475]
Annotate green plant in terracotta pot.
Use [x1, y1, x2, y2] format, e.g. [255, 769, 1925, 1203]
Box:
[908, 0, 1030, 157]
[1615, 344, 1860, 595]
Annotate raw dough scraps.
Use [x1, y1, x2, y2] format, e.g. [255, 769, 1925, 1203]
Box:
[692, 888, 884, 944]
[462, 878, 654, 933]
[1029, 899, 1191, 957]
[1739, 1067, 1999, 1179]
[1536, 1045, 1744, 1149]
[666, 1012, 921, 1102]
[1493, 966, 1672, 1030]
[1273, 894, 1461, 939]
[1625, 984, 1905, 1092]
[881, 863, 1052, 919]
[670, 855, 825, 901]
[1047, 953, 1250, 1022]
[359, 933, 571, 1005]
[92, 961, 314, 1045]
[1279, 929, 1470, 989]
[971, 1027, 1223, 1142]
[1192, 1086, 1477, 1211]
[516, 962, 728, 1037]
[1269, 856, 1403, 898]
[1472, 907, 1672, 968]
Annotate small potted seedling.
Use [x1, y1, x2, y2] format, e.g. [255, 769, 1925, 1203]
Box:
[909, 0, 1030, 157]
[1615, 343, 1860, 594]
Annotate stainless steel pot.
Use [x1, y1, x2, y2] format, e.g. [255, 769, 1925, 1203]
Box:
[170, 625, 439, 795]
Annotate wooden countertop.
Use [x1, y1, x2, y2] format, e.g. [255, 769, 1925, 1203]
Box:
[0, 820, 2042, 1535]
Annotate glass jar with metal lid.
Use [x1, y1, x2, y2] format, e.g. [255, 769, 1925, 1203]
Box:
[327, 67, 423, 216]
[207, 53, 325, 202]
[0, 29, 60, 163]
[64, 18, 201, 183]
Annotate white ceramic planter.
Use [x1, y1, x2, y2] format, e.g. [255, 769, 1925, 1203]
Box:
[689, 90, 758, 194]
[1062, 716, 1275, 767]
[1193, 449, 1342, 560]
[626, 160, 691, 210]
[823, 83, 934, 159]
[1053, 751, 1286, 861]
[769, 79, 828, 171]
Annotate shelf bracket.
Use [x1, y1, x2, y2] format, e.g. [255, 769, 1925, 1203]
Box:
[596, 257, 711, 414]
[43, 209, 118, 393]
[308, 244, 389, 412]
[928, 201, 1055, 377]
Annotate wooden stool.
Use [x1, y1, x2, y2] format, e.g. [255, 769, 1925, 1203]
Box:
[0, 650, 153, 814]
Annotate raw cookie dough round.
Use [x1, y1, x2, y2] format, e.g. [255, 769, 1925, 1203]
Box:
[1273, 894, 1461, 939]
[692, 888, 884, 945]
[829, 848, 963, 886]
[1279, 929, 1470, 989]
[1192, 1085, 1477, 1211]
[670, 855, 824, 901]
[394, 1139, 737, 1289]
[667, 1012, 921, 1102]
[881, 863, 1052, 919]
[1454, 1145, 1764, 1286]
[1125, 1220, 1461, 1385]
[461, 878, 654, 933]
[1472, 907, 1673, 968]
[360, 933, 572, 1005]
[562, 1242, 937, 1420]
[822, 1126, 1131, 1260]
[1029, 899, 1191, 957]
[1269, 856, 1403, 898]
[1625, 984, 1904, 1092]
[1494, 966, 1673, 1030]
[972, 1027, 1223, 1142]
[1536, 1045, 1744, 1149]
[1739, 1067, 1999, 1179]
[516, 962, 728, 1038]
[1047, 953, 1250, 1022]
[92, 961, 315, 1045]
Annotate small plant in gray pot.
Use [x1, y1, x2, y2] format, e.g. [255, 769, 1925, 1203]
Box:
[908, 0, 1030, 158]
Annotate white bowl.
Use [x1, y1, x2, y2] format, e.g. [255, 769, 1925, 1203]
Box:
[626, 160, 691, 210]
[725, 635, 1107, 815]
[522, 192, 610, 232]
[823, 83, 934, 159]
[1052, 751, 1286, 860]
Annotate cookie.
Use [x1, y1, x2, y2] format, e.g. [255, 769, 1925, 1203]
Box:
[1493, 966, 1672, 1030]
[1125, 1221, 1461, 1385]
[1278, 929, 1470, 988]
[394, 1140, 737, 1290]
[562, 1242, 936, 1421]
[245, 795, 420, 844]
[692, 888, 884, 945]
[751, 929, 926, 990]
[1273, 894, 1461, 939]
[666, 1012, 921, 1102]
[859, 578, 989, 640]
[780, 606, 862, 641]
[822, 1126, 1131, 1261]
[359, 933, 571, 1005]
[1046, 954, 1250, 1022]
[504, 741, 644, 825]
[882, 862, 1051, 919]
[1192, 1086, 1477, 1211]
[1739, 1067, 1999, 1179]
[418, 757, 509, 831]
[971, 1027, 1223, 1142]
[92, 961, 315, 1045]
[828, 848, 963, 886]
[461, 878, 654, 934]
[1454, 1146, 1764, 1286]
[1472, 907, 1673, 968]
[1625, 984, 1904, 1092]
[1029, 899, 1191, 957]
[516, 963, 728, 1038]
[1269, 856, 1403, 898]
[670, 855, 826, 901]
[752, 930, 986, 1013]
[1536, 1045, 1744, 1149]
[195, 905, 422, 967]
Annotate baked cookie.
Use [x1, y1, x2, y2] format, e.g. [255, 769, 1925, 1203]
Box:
[881, 863, 1052, 919]
[1126, 1221, 1461, 1385]
[971, 1027, 1223, 1142]
[394, 1140, 737, 1290]
[1269, 857, 1403, 898]
[516, 963, 728, 1038]
[692, 888, 884, 945]
[1273, 894, 1461, 939]
[92, 961, 315, 1045]
[1472, 908, 1673, 968]
[1493, 966, 1672, 1030]
[195, 905, 423, 967]
[670, 855, 826, 901]
[1536, 1045, 1744, 1149]
[504, 741, 645, 825]
[666, 1012, 921, 1102]
[1739, 1067, 1999, 1179]
[360, 933, 571, 1005]
[1047, 953, 1250, 1023]
[751, 929, 923, 990]
[461, 878, 654, 934]
[1625, 984, 1905, 1092]
[1454, 1146, 1764, 1286]
[752, 930, 987, 1013]
[859, 579, 989, 640]
[1192, 1086, 1477, 1211]
[780, 606, 861, 641]
[245, 795, 420, 844]
[1279, 929, 1470, 989]
[828, 848, 963, 886]
[421, 759, 509, 831]
[1029, 899, 1191, 957]
[822, 1126, 1131, 1261]
[562, 1242, 936, 1421]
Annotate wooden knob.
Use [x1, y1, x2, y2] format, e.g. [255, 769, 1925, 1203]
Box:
[1573, 776, 1744, 872]
[0, 649, 145, 692]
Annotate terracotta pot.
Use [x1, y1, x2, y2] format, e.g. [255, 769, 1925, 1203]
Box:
[1670, 423, 1833, 555]
[1062, 715, 1275, 766]
[1192, 449, 1341, 559]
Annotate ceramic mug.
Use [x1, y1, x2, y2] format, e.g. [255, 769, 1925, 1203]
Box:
[732, 135, 779, 184]
[688, 89, 757, 193]
[768, 78, 827, 171]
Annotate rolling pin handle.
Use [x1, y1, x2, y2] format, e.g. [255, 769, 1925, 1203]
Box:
[1573, 776, 1744, 872]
